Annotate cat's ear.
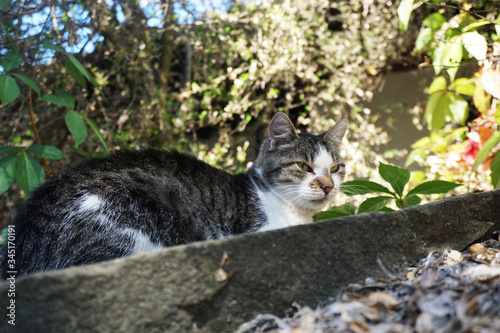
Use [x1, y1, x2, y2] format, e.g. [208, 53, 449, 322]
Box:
[324, 119, 348, 145]
[268, 113, 298, 151]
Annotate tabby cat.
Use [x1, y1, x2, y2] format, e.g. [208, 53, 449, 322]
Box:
[1, 113, 347, 278]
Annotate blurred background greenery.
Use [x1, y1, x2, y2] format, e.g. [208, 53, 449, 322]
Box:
[1, 0, 499, 227]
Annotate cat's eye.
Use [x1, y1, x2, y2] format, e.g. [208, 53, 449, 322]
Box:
[330, 164, 340, 173]
[297, 162, 313, 172]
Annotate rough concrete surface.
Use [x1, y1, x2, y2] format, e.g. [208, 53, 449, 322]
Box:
[1, 190, 499, 332]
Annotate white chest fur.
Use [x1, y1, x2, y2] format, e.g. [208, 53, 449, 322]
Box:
[255, 188, 313, 232]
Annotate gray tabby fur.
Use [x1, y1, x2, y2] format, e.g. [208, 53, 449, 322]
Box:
[1, 113, 347, 278]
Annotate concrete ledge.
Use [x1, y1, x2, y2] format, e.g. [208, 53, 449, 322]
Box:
[1, 190, 499, 332]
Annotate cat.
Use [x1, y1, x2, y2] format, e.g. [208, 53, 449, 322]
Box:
[1, 113, 347, 278]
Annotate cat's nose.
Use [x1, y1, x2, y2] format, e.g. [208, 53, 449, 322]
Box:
[321, 183, 333, 194]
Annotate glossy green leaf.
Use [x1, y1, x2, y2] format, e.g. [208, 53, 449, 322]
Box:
[472, 132, 500, 172]
[397, 0, 414, 31]
[448, 93, 468, 125]
[65, 111, 87, 147]
[340, 180, 393, 196]
[28, 144, 65, 160]
[491, 153, 500, 188]
[428, 76, 447, 94]
[0, 75, 20, 104]
[358, 196, 394, 213]
[407, 180, 461, 196]
[316, 203, 356, 220]
[2, 51, 23, 73]
[0, 155, 17, 194]
[379, 162, 410, 197]
[81, 114, 110, 154]
[15, 153, 45, 196]
[11, 73, 41, 95]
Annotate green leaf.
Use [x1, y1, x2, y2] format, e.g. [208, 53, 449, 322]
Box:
[27, 144, 65, 160]
[491, 153, 500, 188]
[414, 27, 434, 52]
[441, 38, 463, 81]
[397, 0, 414, 31]
[2, 51, 23, 73]
[407, 180, 461, 196]
[462, 19, 491, 32]
[461, 32, 487, 60]
[0, 155, 17, 194]
[42, 40, 65, 53]
[40, 94, 73, 107]
[11, 73, 41, 95]
[428, 76, 447, 94]
[65, 57, 86, 88]
[358, 196, 394, 213]
[378, 163, 410, 197]
[472, 132, 500, 172]
[450, 77, 475, 96]
[81, 114, 110, 154]
[65, 111, 88, 147]
[340, 180, 394, 196]
[15, 153, 45, 196]
[0, 146, 16, 155]
[67, 55, 99, 89]
[316, 203, 356, 220]
[401, 194, 422, 208]
[425, 91, 449, 131]
[448, 93, 468, 125]
[423, 12, 446, 31]
[56, 89, 75, 109]
[0, 75, 20, 104]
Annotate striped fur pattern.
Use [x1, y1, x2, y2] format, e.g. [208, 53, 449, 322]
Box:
[1, 113, 347, 277]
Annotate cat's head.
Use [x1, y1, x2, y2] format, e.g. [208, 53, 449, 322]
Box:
[252, 113, 348, 213]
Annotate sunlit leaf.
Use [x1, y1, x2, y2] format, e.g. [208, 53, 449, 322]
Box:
[425, 91, 449, 131]
[428, 76, 447, 94]
[397, 0, 414, 31]
[441, 38, 463, 81]
[450, 77, 475, 96]
[65, 111, 87, 147]
[11, 73, 41, 95]
[474, 80, 492, 113]
[481, 70, 500, 100]
[423, 12, 446, 31]
[379, 163, 410, 197]
[472, 132, 500, 172]
[407, 180, 461, 196]
[414, 28, 433, 52]
[461, 31, 487, 61]
[0, 75, 20, 104]
[15, 153, 45, 196]
[462, 19, 491, 32]
[340, 180, 393, 196]
[448, 93, 468, 125]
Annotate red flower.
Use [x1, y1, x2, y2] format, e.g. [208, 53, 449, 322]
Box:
[461, 131, 481, 166]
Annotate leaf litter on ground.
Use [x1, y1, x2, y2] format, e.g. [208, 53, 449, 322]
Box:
[237, 239, 500, 333]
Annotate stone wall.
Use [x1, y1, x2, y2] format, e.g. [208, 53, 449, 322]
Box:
[1, 190, 499, 332]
